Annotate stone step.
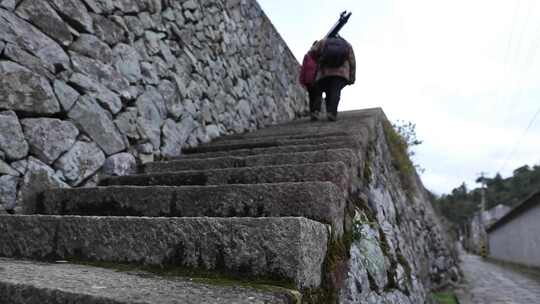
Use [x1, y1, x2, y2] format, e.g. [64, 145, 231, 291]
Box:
[224, 120, 367, 139]
[39, 183, 345, 235]
[214, 130, 350, 142]
[197, 133, 354, 149]
[222, 111, 376, 140]
[145, 149, 357, 173]
[0, 216, 328, 289]
[178, 141, 359, 159]
[182, 135, 357, 154]
[0, 258, 297, 304]
[100, 162, 350, 191]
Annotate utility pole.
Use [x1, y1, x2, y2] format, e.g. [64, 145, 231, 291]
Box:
[477, 172, 488, 257]
[478, 172, 487, 215]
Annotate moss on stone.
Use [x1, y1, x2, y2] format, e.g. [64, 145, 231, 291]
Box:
[302, 233, 350, 303]
[432, 292, 458, 304]
[363, 159, 372, 185]
[68, 259, 301, 302]
[396, 250, 413, 279]
[363, 143, 376, 185]
[301, 192, 378, 303]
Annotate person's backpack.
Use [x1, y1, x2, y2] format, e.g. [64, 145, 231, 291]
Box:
[299, 52, 317, 87]
[319, 37, 349, 68]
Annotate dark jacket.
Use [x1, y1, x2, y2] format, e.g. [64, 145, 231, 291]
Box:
[310, 38, 356, 84]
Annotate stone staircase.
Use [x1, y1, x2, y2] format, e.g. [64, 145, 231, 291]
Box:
[0, 110, 378, 303]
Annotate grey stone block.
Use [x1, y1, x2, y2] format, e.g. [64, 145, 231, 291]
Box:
[218, 131, 350, 142]
[0, 110, 28, 161]
[233, 114, 373, 139]
[0, 216, 328, 289]
[0, 0, 16, 10]
[0, 9, 69, 69]
[70, 52, 129, 95]
[16, 0, 73, 46]
[3, 43, 55, 79]
[68, 73, 122, 115]
[0, 175, 18, 210]
[81, 0, 114, 14]
[54, 141, 105, 186]
[21, 118, 79, 165]
[160, 117, 197, 158]
[19, 157, 70, 214]
[102, 153, 137, 176]
[40, 182, 345, 234]
[101, 162, 350, 192]
[92, 14, 126, 46]
[47, 0, 94, 33]
[145, 149, 357, 173]
[0, 62, 61, 116]
[178, 141, 359, 159]
[182, 135, 358, 154]
[0, 258, 295, 304]
[53, 80, 80, 112]
[135, 90, 163, 150]
[68, 95, 126, 156]
[70, 34, 113, 63]
[206, 132, 354, 147]
[112, 43, 142, 83]
[0, 159, 19, 176]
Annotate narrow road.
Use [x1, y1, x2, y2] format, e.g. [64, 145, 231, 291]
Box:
[461, 254, 540, 304]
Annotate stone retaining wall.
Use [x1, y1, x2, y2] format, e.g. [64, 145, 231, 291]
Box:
[0, 0, 308, 212]
[338, 112, 460, 303]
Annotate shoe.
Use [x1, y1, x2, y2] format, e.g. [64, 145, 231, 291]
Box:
[310, 112, 319, 121]
[327, 113, 337, 121]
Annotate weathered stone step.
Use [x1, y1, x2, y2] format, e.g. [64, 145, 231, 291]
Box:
[0, 216, 328, 289]
[145, 149, 357, 172]
[233, 115, 375, 141]
[225, 119, 370, 139]
[198, 133, 354, 149]
[39, 183, 345, 235]
[182, 135, 357, 154]
[215, 130, 350, 142]
[100, 162, 350, 191]
[178, 141, 359, 159]
[0, 258, 297, 304]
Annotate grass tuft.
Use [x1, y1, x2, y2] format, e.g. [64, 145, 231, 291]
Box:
[382, 121, 417, 199]
[433, 292, 458, 304]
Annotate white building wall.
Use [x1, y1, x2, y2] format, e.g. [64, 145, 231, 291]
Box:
[488, 203, 540, 267]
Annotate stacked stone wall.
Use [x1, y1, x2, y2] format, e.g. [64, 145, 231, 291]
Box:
[332, 112, 460, 303]
[0, 0, 308, 212]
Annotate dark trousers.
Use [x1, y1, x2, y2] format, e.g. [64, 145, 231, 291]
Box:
[309, 76, 348, 115]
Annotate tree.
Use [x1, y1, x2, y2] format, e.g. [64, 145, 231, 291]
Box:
[435, 164, 540, 225]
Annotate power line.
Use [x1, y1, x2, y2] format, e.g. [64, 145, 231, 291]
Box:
[496, 0, 540, 174]
[496, 0, 522, 110]
[501, 0, 536, 126]
[499, 106, 540, 173]
[501, 13, 540, 127]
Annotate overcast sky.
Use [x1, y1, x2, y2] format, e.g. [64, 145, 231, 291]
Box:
[258, 0, 540, 195]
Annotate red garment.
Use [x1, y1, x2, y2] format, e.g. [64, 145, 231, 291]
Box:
[299, 52, 318, 87]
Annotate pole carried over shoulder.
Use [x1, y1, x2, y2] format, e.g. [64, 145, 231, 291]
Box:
[326, 11, 352, 38]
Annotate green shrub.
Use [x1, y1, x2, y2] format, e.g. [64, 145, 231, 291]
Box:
[382, 121, 417, 198]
